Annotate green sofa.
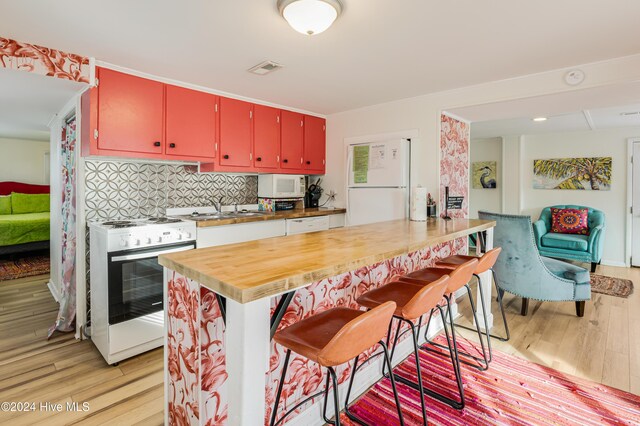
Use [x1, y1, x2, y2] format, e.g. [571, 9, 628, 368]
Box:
[533, 205, 605, 273]
[0, 190, 50, 255]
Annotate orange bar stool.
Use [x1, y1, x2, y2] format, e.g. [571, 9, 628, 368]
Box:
[270, 302, 404, 426]
[435, 247, 510, 363]
[399, 258, 490, 372]
[357, 275, 460, 421]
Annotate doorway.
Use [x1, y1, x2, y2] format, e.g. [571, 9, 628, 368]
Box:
[631, 139, 640, 267]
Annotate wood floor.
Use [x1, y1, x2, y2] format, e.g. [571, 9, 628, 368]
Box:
[0, 274, 163, 425]
[0, 265, 637, 424]
[456, 263, 640, 395]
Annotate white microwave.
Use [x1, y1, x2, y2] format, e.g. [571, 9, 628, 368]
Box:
[258, 174, 305, 198]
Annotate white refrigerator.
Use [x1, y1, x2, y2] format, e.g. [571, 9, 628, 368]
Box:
[346, 139, 410, 226]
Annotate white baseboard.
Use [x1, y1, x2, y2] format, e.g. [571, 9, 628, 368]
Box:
[600, 259, 627, 268]
[47, 280, 61, 303]
[286, 310, 452, 426]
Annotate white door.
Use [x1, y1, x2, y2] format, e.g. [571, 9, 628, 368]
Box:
[348, 188, 408, 226]
[632, 141, 640, 267]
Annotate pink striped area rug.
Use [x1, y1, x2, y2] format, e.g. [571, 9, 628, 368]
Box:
[341, 336, 640, 425]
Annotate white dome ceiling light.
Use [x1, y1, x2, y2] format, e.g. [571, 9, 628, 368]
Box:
[277, 0, 343, 36]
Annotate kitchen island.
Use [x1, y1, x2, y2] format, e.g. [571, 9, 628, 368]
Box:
[159, 218, 495, 426]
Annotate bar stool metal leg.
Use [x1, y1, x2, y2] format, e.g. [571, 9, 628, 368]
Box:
[270, 349, 292, 426]
[344, 341, 405, 426]
[422, 289, 490, 371]
[326, 367, 342, 426]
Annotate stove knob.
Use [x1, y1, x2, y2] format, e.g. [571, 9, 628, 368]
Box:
[177, 233, 183, 240]
[120, 238, 128, 248]
[135, 239, 141, 246]
[185, 232, 192, 239]
[157, 236, 163, 243]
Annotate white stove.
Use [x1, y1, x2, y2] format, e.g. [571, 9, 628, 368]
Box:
[89, 217, 196, 364]
[91, 217, 196, 252]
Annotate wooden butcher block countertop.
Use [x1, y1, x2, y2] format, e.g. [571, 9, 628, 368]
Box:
[194, 207, 347, 227]
[159, 218, 495, 304]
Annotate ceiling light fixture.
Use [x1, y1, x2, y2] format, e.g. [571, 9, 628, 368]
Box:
[277, 0, 343, 36]
[532, 117, 548, 122]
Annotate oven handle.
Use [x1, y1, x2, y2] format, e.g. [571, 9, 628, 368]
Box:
[111, 244, 195, 262]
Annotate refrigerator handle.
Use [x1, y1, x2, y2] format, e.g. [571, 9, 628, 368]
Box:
[345, 146, 353, 226]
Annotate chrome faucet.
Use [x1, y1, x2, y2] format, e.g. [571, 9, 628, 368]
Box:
[213, 196, 224, 214]
[234, 203, 238, 213]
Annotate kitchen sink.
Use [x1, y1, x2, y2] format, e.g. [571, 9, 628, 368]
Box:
[179, 211, 268, 221]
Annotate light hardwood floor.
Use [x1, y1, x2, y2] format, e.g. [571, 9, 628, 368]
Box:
[0, 265, 637, 424]
[455, 264, 640, 395]
[0, 274, 163, 425]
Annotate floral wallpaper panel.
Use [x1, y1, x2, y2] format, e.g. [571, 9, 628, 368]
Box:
[0, 36, 90, 83]
[440, 113, 470, 219]
[49, 117, 77, 337]
[167, 272, 201, 425]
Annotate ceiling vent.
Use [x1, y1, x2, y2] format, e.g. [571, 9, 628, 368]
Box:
[620, 111, 640, 117]
[248, 61, 284, 75]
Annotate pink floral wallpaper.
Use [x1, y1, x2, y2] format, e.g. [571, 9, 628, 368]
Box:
[166, 272, 228, 426]
[0, 36, 89, 83]
[49, 117, 78, 337]
[440, 114, 470, 219]
[166, 273, 201, 425]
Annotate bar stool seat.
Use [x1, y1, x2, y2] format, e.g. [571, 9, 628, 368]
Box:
[273, 308, 364, 365]
[270, 302, 404, 426]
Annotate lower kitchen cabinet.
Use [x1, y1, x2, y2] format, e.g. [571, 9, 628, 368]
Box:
[196, 220, 286, 248]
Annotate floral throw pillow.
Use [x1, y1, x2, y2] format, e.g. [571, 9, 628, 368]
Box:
[550, 208, 589, 235]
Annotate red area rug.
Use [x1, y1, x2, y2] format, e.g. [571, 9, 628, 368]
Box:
[341, 336, 640, 425]
[0, 255, 49, 281]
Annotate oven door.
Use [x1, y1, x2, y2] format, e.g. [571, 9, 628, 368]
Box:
[107, 242, 194, 325]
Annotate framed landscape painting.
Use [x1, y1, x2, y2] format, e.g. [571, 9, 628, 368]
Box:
[533, 157, 612, 190]
[472, 161, 497, 189]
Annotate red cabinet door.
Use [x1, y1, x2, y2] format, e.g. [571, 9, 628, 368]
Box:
[303, 115, 326, 173]
[97, 68, 164, 155]
[253, 105, 280, 169]
[219, 97, 253, 167]
[280, 110, 304, 171]
[165, 85, 217, 160]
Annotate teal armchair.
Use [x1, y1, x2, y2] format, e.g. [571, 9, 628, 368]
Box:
[478, 211, 590, 317]
[533, 205, 605, 273]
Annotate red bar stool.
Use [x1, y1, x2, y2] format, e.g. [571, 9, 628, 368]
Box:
[399, 258, 489, 372]
[270, 302, 404, 426]
[357, 275, 457, 422]
[434, 247, 510, 363]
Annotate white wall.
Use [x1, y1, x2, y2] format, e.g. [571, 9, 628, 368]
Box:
[0, 137, 50, 184]
[323, 54, 640, 212]
[517, 127, 639, 266]
[469, 137, 502, 218]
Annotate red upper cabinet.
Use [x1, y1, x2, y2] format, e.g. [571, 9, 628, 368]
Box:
[165, 85, 217, 161]
[253, 105, 280, 170]
[97, 68, 164, 155]
[303, 115, 326, 174]
[218, 97, 253, 168]
[280, 110, 304, 171]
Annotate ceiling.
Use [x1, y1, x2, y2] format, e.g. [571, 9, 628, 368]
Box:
[0, 68, 86, 141]
[2, 1, 640, 114]
[447, 81, 640, 138]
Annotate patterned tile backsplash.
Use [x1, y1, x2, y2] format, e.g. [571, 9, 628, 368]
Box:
[83, 159, 259, 325]
[84, 160, 258, 221]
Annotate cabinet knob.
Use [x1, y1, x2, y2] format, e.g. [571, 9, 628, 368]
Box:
[223, 155, 229, 159]
[169, 143, 176, 148]
[283, 159, 288, 163]
[306, 161, 311, 165]
[153, 141, 161, 147]
[256, 157, 262, 162]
